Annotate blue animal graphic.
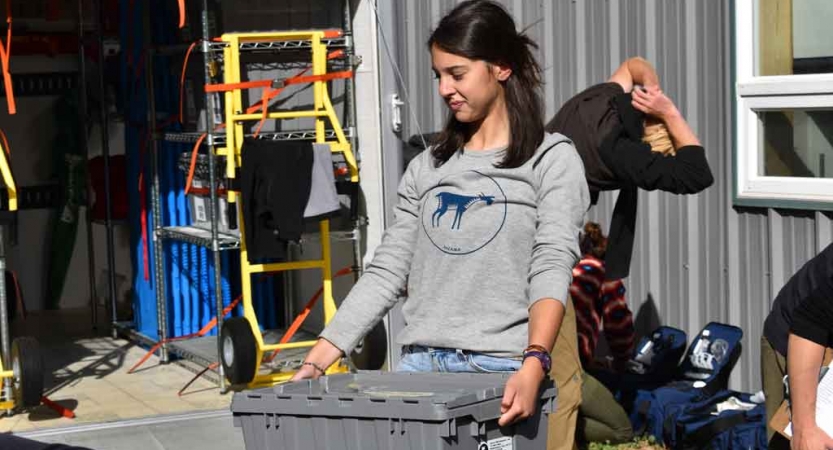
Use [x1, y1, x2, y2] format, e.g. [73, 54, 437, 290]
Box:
[432, 192, 494, 230]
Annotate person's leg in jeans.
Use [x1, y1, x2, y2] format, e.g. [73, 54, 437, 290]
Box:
[396, 345, 436, 372]
[396, 346, 522, 374]
[760, 335, 790, 450]
[577, 373, 633, 444]
[547, 299, 582, 450]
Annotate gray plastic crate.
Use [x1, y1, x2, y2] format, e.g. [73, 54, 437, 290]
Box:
[231, 371, 557, 450]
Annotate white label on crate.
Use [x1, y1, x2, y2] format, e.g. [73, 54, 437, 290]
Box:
[195, 202, 207, 222]
[477, 436, 513, 450]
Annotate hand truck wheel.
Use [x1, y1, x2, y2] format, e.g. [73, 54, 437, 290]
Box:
[220, 317, 257, 385]
[11, 337, 44, 408]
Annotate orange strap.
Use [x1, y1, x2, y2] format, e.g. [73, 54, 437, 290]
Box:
[1, 4, 15, 115]
[245, 49, 344, 114]
[184, 123, 224, 195]
[127, 293, 243, 374]
[177, 0, 186, 28]
[204, 69, 353, 138]
[183, 133, 205, 195]
[281, 70, 353, 86]
[263, 267, 353, 363]
[178, 362, 218, 396]
[251, 87, 272, 138]
[41, 396, 76, 419]
[204, 70, 353, 93]
[204, 79, 271, 93]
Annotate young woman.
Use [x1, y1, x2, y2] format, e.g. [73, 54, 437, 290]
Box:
[291, 0, 589, 428]
[546, 57, 714, 280]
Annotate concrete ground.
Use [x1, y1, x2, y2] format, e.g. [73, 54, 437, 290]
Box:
[16, 410, 245, 450]
[1, 307, 232, 434]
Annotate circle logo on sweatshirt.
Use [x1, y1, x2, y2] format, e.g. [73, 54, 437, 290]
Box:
[421, 170, 506, 255]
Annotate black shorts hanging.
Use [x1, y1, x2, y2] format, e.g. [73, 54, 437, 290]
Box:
[240, 138, 313, 262]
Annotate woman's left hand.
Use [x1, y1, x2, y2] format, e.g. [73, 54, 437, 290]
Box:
[498, 359, 547, 426]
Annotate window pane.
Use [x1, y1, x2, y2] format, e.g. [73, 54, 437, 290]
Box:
[758, 0, 833, 76]
[760, 109, 833, 178]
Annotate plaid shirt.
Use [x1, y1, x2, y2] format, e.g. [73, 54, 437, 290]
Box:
[569, 255, 635, 366]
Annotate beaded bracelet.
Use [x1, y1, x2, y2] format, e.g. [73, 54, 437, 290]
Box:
[524, 344, 549, 355]
[302, 361, 326, 375]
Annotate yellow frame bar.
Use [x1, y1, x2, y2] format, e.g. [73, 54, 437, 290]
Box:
[227, 30, 336, 42]
[231, 111, 328, 121]
[0, 355, 12, 379]
[0, 140, 17, 211]
[260, 341, 317, 352]
[248, 260, 326, 274]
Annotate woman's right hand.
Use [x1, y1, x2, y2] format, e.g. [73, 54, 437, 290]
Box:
[632, 86, 701, 148]
[290, 362, 323, 381]
[289, 338, 345, 382]
[631, 86, 679, 120]
[791, 424, 833, 450]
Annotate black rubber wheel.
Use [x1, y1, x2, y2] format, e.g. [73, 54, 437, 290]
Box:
[220, 317, 257, 385]
[11, 337, 44, 408]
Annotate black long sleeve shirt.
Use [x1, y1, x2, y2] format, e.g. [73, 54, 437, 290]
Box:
[596, 91, 714, 195]
[545, 83, 714, 279]
[764, 242, 833, 356]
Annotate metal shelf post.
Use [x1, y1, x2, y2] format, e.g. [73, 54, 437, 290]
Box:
[200, 0, 227, 393]
[95, 0, 119, 339]
[144, 7, 169, 363]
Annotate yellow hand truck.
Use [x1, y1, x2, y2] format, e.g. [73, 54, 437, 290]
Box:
[205, 30, 358, 389]
[0, 134, 44, 414]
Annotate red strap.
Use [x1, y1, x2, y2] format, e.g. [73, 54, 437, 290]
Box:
[0, 127, 10, 156]
[137, 117, 178, 281]
[178, 362, 218, 396]
[177, 0, 186, 28]
[138, 131, 150, 281]
[179, 40, 199, 124]
[9, 270, 24, 320]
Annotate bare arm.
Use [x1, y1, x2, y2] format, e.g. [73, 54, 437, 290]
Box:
[608, 57, 660, 93]
[787, 333, 833, 450]
[289, 338, 345, 380]
[498, 299, 565, 426]
[631, 87, 701, 147]
[527, 298, 564, 355]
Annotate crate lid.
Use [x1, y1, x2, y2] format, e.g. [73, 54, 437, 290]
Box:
[232, 371, 556, 422]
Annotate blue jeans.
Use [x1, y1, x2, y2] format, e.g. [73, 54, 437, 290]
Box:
[396, 345, 522, 373]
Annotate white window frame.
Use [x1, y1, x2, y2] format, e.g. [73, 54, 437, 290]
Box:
[734, 0, 833, 209]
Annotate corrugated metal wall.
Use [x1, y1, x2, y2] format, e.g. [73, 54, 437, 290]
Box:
[389, 0, 833, 391]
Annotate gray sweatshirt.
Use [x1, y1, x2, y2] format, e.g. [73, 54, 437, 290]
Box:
[320, 133, 590, 357]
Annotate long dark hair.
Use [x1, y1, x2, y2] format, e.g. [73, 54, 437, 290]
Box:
[428, 0, 544, 168]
